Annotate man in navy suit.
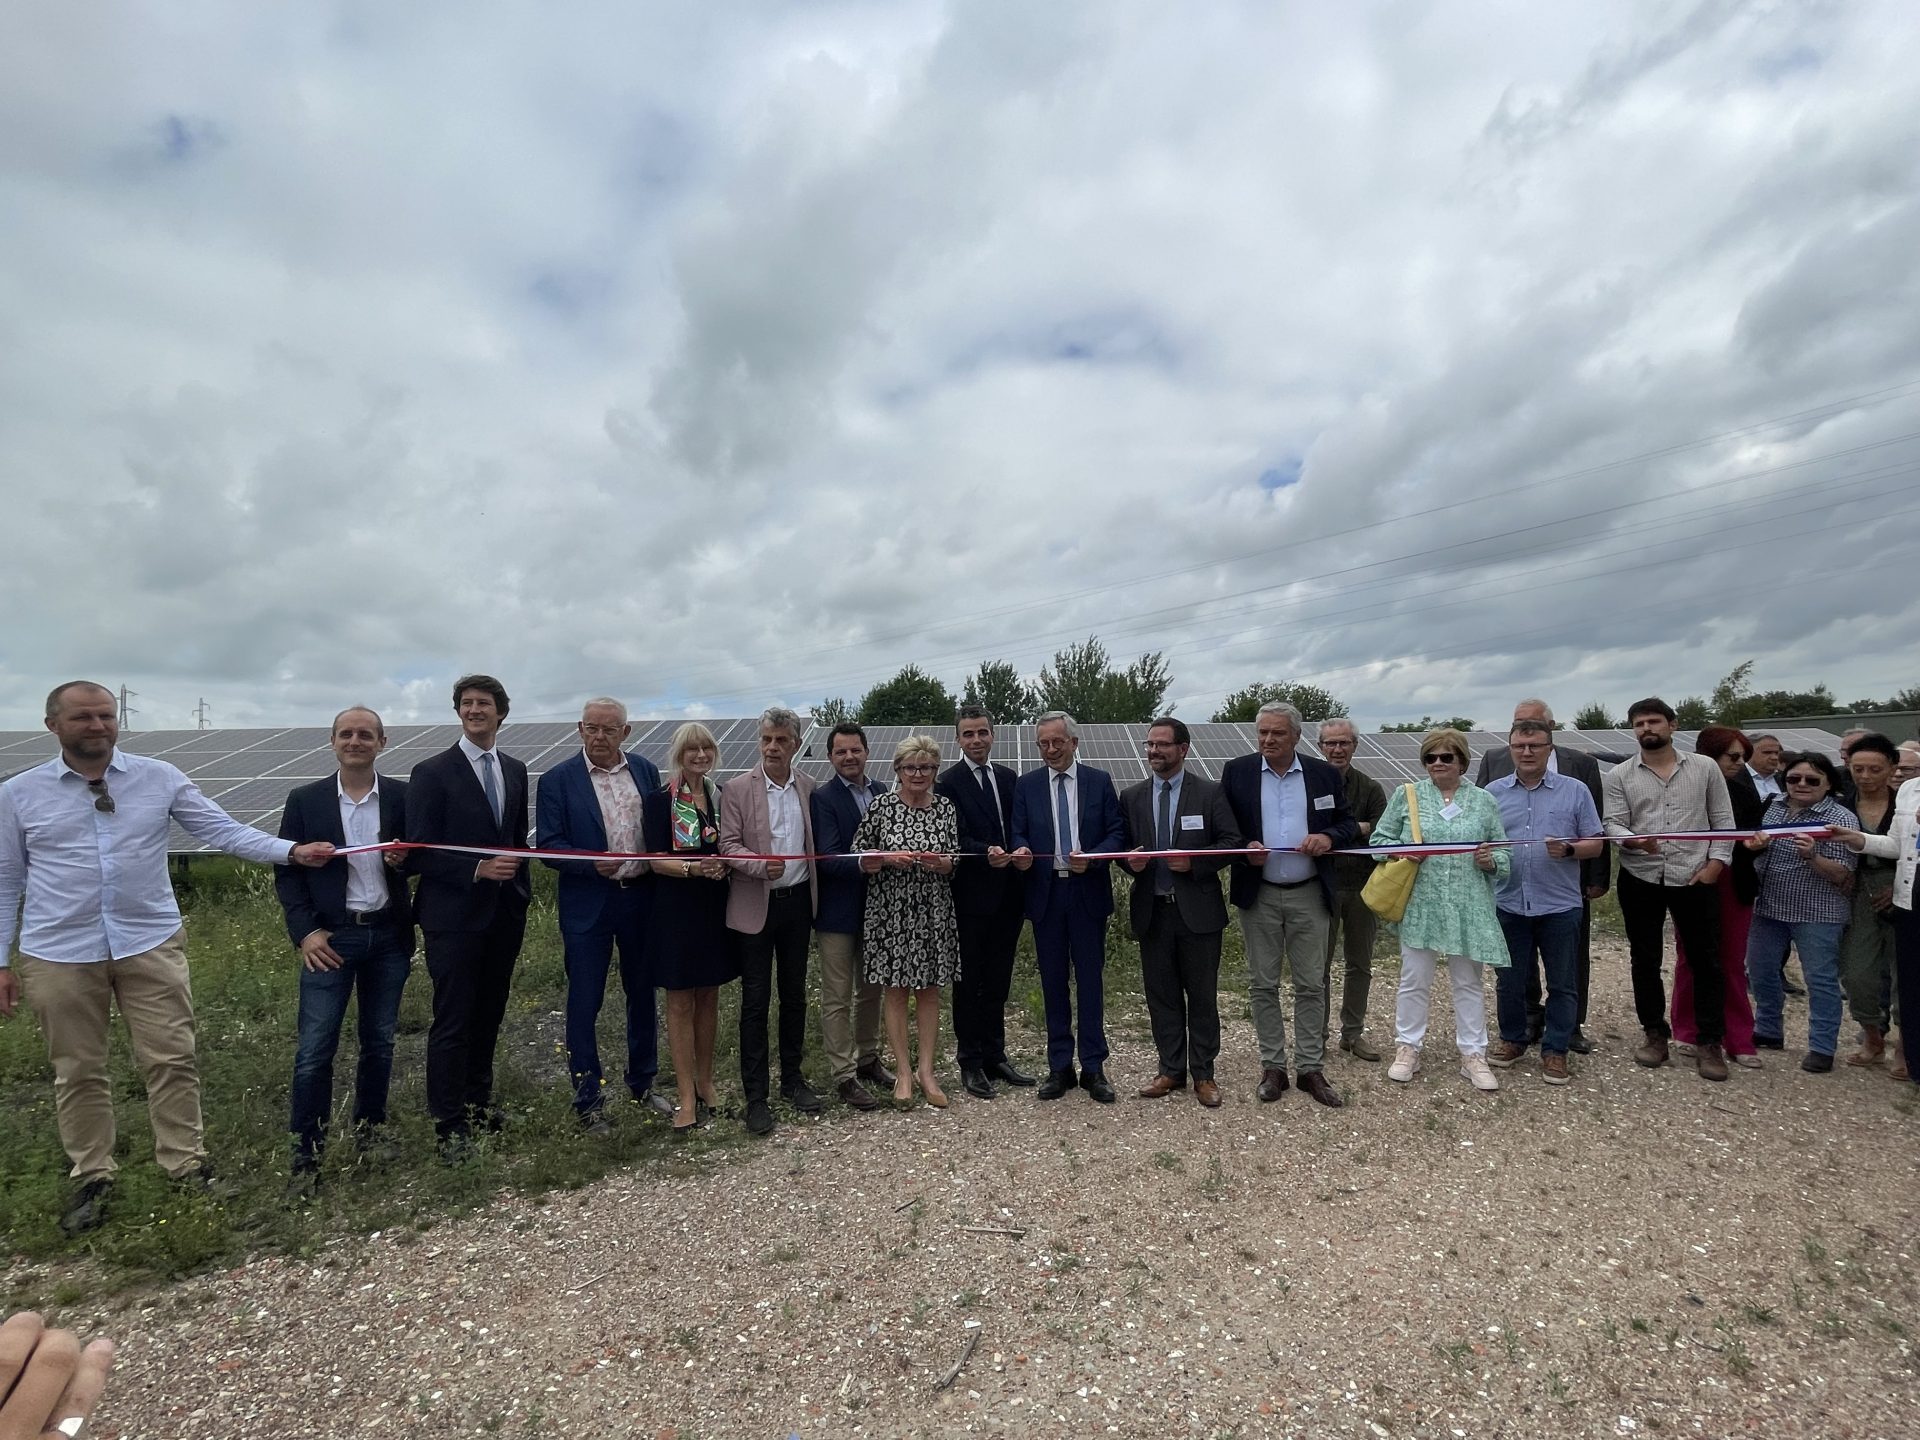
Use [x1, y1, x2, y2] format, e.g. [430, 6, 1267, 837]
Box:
[938, 705, 1033, 1100]
[810, 722, 893, 1112]
[535, 697, 666, 1131]
[1010, 710, 1127, 1103]
[406, 674, 531, 1158]
[1220, 701, 1359, 1109]
[274, 706, 415, 1202]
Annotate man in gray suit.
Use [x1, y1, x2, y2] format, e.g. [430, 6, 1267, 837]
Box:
[1475, 698, 1609, 1053]
[1120, 717, 1244, 1108]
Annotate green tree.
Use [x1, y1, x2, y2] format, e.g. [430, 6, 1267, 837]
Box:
[1750, 684, 1837, 718]
[1673, 696, 1712, 729]
[1709, 660, 1761, 726]
[1379, 715, 1476, 734]
[959, 660, 1036, 725]
[856, 665, 957, 727]
[1211, 681, 1348, 723]
[1032, 635, 1173, 724]
[1571, 701, 1616, 730]
[812, 696, 854, 728]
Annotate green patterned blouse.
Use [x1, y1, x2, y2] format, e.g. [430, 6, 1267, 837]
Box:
[1372, 778, 1512, 966]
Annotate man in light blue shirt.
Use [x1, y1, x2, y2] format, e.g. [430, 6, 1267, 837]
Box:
[0, 681, 334, 1235]
[1484, 718, 1604, 1084]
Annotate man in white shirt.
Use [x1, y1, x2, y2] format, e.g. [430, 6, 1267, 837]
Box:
[0, 681, 334, 1235]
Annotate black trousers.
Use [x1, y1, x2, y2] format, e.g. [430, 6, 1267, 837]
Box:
[1138, 897, 1222, 1082]
[1896, 905, 1919, 1080]
[424, 912, 528, 1137]
[1523, 897, 1594, 1027]
[1618, 870, 1723, 1044]
[736, 887, 813, 1103]
[951, 898, 1025, 1070]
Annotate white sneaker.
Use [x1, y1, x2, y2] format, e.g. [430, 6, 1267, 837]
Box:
[1388, 1044, 1421, 1083]
[1460, 1055, 1500, 1092]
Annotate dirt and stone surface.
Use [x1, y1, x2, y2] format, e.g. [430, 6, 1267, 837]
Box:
[71, 938, 1920, 1437]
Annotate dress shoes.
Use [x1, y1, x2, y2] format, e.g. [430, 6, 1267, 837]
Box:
[1194, 1079, 1222, 1108]
[59, 1178, 113, 1236]
[1080, 1069, 1117, 1104]
[744, 1099, 776, 1135]
[858, 1058, 897, 1089]
[1800, 1051, 1835, 1074]
[1567, 1028, 1594, 1055]
[1036, 1067, 1077, 1100]
[781, 1080, 825, 1115]
[1297, 1071, 1344, 1108]
[961, 1068, 997, 1100]
[1255, 1067, 1290, 1103]
[990, 1059, 1037, 1087]
[837, 1077, 880, 1112]
[1137, 1073, 1186, 1099]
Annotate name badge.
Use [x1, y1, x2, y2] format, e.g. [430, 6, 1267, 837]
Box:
[1313, 794, 1334, 811]
[1179, 814, 1205, 831]
[1440, 802, 1463, 821]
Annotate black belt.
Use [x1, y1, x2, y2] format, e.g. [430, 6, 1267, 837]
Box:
[1262, 877, 1317, 890]
[1154, 891, 1179, 904]
[769, 884, 809, 903]
[345, 907, 393, 927]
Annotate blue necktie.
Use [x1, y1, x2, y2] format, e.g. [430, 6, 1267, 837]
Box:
[1054, 771, 1072, 874]
[480, 751, 503, 829]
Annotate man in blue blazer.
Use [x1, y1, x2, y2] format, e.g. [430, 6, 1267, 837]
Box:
[274, 705, 414, 1201]
[1219, 702, 1359, 1109]
[1010, 710, 1128, 1103]
[809, 722, 893, 1112]
[535, 698, 666, 1130]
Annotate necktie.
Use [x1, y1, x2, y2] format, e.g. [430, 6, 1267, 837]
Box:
[1155, 779, 1173, 895]
[480, 751, 503, 828]
[977, 764, 1003, 842]
[1054, 771, 1072, 874]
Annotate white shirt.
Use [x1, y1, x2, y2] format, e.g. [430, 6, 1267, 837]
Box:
[1748, 764, 1783, 801]
[764, 772, 808, 888]
[0, 749, 293, 965]
[1858, 776, 1920, 911]
[459, 734, 504, 810]
[1048, 763, 1081, 874]
[337, 776, 388, 913]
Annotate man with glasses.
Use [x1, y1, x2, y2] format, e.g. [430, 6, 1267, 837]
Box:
[1602, 696, 1736, 1081]
[1120, 717, 1242, 1107]
[0, 681, 335, 1235]
[1220, 701, 1359, 1107]
[534, 697, 667, 1133]
[1010, 710, 1127, 1102]
[1316, 718, 1388, 1061]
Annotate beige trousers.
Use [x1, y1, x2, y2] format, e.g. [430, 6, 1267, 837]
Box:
[16, 929, 205, 1181]
[815, 929, 882, 1082]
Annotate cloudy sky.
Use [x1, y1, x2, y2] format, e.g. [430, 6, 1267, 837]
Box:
[2, 0, 1916, 734]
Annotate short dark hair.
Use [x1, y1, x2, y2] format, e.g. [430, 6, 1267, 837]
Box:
[45, 680, 113, 721]
[452, 673, 510, 718]
[1847, 732, 1900, 763]
[1508, 718, 1553, 740]
[1148, 716, 1190, 746]
[1625, 697, 1675, 724]
[827, 722, 868, 751]
[954, 704, 993, 728]
[1781, 751, 1843, 792]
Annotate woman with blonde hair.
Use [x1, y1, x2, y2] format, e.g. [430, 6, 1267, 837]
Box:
[854, 735, 962, 1107]
[1370, 728, 1511, 1091]
[640, 722, 738, 1133]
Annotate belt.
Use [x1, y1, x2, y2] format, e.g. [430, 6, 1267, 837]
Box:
[1154, 892, 1179, 904]
[769, 884, 809, 902]
[345, 907, 392, 927]
[1262, 877, 1317, 890]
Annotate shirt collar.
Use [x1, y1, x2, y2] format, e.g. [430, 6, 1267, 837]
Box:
[1050, 762, 1078, 783]
[841, 774, 870, 793]
[59, 748, 128, 781]
[763, 769, 796, 793]
[458, 735, 495, 763]
[584, 748, 627, 776]
[1262, 754, 1303, 780]
[336, 774, 382, 802]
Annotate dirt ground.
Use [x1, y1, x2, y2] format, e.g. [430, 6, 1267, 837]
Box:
[81, 936, 1920, 1438]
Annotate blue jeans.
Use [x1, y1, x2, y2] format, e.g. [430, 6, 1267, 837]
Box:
[289, 924, 413, 1163]
[1747, 914, 1845, 1056]
[1495, 908, 1580, 1054]
[563, 886, 658, 1113]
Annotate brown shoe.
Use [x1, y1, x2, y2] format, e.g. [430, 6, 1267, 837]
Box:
[1194, 1079, 1222, 1108]
[1297, 1071, 1344, 1108]
[1847, 1024, 1886, 1067]
[1137, 1073, 1184, 1099]
[836, 1077, 879, 1112]
[1255, 1067, 1290, 1102]
[1696, 1042, 1728, 1081]
[1633, 1031, 1670, 1068]
[1487, 1040, 1527, 1069]
[1541, 1051, 1571, 1086]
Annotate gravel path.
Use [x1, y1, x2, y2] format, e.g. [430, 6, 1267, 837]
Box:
[82, 937, 1920, 1438]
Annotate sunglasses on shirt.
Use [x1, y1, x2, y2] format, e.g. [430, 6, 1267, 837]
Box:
[88, 778, 115, 813]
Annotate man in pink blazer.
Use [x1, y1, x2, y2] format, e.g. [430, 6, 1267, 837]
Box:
[720, 706, 821, 1136]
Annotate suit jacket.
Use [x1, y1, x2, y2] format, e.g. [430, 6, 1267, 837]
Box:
[1010, 762, 1127, 923]
[720, 765, 819, 934]
[937, 759, 1024, 921]
[810, 773, 889, 935]
[1120, 770, 1243, 939]
[1724, 768, 1767, 906]
[1219, 751, 1358, 913]
[1476, 743, 1612, 892]
[405, 742, 531, 932]
[535, 749, 663, 935]
[274, 774, 414, 946]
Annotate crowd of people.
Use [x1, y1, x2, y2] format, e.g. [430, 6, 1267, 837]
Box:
[2, 678, 1916, 1238]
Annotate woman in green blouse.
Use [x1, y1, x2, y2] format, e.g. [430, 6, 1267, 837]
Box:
[1371, 728, 1511, 1092]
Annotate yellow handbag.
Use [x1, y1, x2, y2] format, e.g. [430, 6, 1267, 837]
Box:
[1361, 783, 1422, 922]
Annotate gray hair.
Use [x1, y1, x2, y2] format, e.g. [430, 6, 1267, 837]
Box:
[759, 705, 804, 743]
[1750, 732, 1779, 745]
[1256, 700, 1302, 730]
[581, 696, 628, 724]
[1034, 709, 1079, 739]
[1317, 716, 1357, 741]
[1513, 698, 1555, 725]
[1509, 717, 1554, 740]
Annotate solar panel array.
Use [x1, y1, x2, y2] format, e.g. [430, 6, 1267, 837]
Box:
[0, 721, 1846, 854]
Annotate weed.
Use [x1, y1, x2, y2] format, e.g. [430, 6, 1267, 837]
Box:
[1152, 1150, 1181, 1172]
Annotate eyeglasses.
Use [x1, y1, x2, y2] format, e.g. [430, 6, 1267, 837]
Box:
[579, 725, 625, 738]
[897, 764, 937, 776]
[1784, 774, 1825, 787]
[88, 777, 114, 813]
[1420, 753, 1460, 766]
